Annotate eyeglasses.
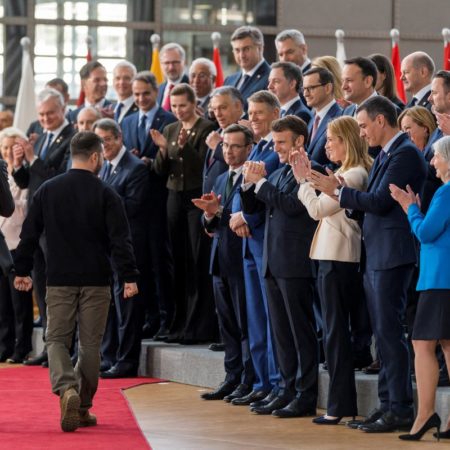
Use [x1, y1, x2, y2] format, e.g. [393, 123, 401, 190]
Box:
[302, 83, 326, 94]
[222, 143, 247, 150]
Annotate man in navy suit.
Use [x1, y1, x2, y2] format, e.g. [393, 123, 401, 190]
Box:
[157, 43, 189, 112]
[275, 29, 312, 74]
[268, 61, 312, 125]
[193, 124, 254, 400]
[203, 86, 245, 194]
[311, 96, 427, 432]
[224, 26, 270, 107]
[401, 52, 435, 110]
[240, 115, 319, 418]
[189, 58, 216, 120]
[94, 119, 150, 379]
[303, 67, 342, 166]
[69, 61, 113, 123]
[121, 71, 177, 340]
[228, 91, 281, 406]
[112, 60, 139, 124]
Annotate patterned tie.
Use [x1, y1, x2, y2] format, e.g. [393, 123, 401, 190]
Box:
[114, 102, 124, 122]
[277, 165, 291, 187]
[280, 109, 287, 118]
[310, 114, 320, 142]
[40, 132, 54, 160]
[224, 171, 236, 200]
[238, 74, 250, 91]
[138, 115, 147, 151]
[103, 162, 113, 181]
[252, 139, 267, 159]
[162, 83, 174, 111]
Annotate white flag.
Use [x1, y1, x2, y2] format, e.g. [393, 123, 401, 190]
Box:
[335, 30, 347, 68]
[13, 37, 37, 134]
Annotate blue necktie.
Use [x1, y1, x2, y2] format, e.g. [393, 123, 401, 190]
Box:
[114, 102, 124, 122]
[138, 115, 147, 151]
[280, 109, 287, 117]
[239, 74, 250, 91]
[103, 162, 112, 181]
[40, 132, 54, 160]
[252, 139, 267, 159]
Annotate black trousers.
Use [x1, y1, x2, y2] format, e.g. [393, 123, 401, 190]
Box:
[265, 275, 318, 405]
[0, 251, 33, 358]
[166, 189, 218, 341]
[317, 260, 360, 417]
[213, 274, 253, 386]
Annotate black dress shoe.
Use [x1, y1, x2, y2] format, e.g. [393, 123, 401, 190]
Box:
[223, 384, 251, 402]
[250, 390, 277, 409]
[6, 353, 28, 364]
[360, 411, 414, 433]
[321, 361, 328, 371]
[201, 381, 237, 400]
[153, 328, 170, 341]
[100, 361, 112, 372]
[353, 348, 373, 371]
[347, 408, 384, 429]
[141, 323, 159, 339]
[272, 397, 316, 418]
[165, 334, 182, 343]
[41, 360, 49, 368]
[251, 396, 291, 415]
[231, 389, 268, 406]
[23, 352, 48, 366]
[362, 359, 380, 375]
[208, 343, 225, 352]
[99, 366, 137, 379]
[33, 317, 42, 327]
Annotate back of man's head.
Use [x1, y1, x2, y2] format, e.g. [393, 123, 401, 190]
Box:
[71, 131, 103, 161]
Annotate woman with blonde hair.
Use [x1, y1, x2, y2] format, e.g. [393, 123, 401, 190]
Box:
[292, 116, 372, 424]
[0, 127, 33, 363]
[398, 106, 437, 152]
[312, 55, 347, 107]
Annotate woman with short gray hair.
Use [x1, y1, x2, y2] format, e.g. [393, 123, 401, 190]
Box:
[390, 135, 450, 441]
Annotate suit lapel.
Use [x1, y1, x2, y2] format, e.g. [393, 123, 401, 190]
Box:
[223, 173, 242, 208]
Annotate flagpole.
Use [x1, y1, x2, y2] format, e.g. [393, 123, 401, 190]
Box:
[390, 28, 406, 103]
[76, 35, 93, 107]
[442, 28, 450, 71]
[335, 29, 346, 68]
[150, 33, 164, 85]
[211, 32, 224, 87]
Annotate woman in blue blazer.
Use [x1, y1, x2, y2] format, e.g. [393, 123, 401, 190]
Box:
[390, 135, 450, 441]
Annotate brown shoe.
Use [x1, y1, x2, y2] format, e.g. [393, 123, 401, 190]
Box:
[79, 410, 97, 427]
[60, 388, 81, 432]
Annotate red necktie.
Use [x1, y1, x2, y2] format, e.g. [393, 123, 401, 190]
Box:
[162, 83, 174, 111]
[310, 114, 320, 142]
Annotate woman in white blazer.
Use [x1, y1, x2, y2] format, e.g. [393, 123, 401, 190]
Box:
[293, 116, 372, 424]
[0, 127, 33, 363]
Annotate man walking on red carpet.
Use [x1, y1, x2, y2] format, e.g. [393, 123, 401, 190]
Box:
[13, 131, 139, 432]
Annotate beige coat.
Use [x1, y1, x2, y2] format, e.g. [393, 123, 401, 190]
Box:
[297, 165, 368, 262]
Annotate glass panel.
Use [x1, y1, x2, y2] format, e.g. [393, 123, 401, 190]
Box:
[63, 26, 89, 57]
[0, 56, 3, 97]
[35, 0, 58, 20]
[130, 0, 154, 22]
[34, 56, 58, 75]
[97, 3, 127, 22]
[64, 57, 89, 98]
[64, 2, 89, 20]
[130, 29, 153, 72]
[0, 24, 3, 54]
[35, 25, 58, 55]
[98, 27, 126, 57]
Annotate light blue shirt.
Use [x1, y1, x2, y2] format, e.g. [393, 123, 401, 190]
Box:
[138, 104, 159, 135]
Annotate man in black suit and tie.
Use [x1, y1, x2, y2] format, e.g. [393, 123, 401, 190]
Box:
[69, 61, 113, 123]
[311, 96, 427, 432]
[401, 52, 435, 110]
[157, 43, 189, 113]
[94, 119, 150, 378]
[189, 58, 216, 120]
[13, 87, 76, 366]
[268, 61, 312, 125]
[224, 26, 270, 106]
[275, 29, 312, 74]
[241, 115, 319, 418]
[112, 60, 139, 124]
[193, 124, 254, 400]
[121, 71, 177, 340]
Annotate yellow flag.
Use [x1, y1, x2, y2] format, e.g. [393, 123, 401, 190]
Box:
[150, 48, 164, 84]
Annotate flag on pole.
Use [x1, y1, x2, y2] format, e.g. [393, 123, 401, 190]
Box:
[150, 34, 164, 84]
[13, 37, 37, 134]
[211, 32, 224, 87]
[76, 36, 93, 107]
[443, 28, 450, 71]
[390, 29, 406, 103]
[335, 29, 346, 68]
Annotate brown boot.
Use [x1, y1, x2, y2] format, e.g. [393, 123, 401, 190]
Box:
[79, 410, 97, 427]
[60, 388, 81, 432]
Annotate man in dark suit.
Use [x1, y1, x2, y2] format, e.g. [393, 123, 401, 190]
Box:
[121, 71, 177, 340]
[112, 60, 139, 124]
[69, 61, 113, 123]
[268, 62, 312, 125]
[0, 159, 14, 217]
[203, 86, 245, 194]
[275, 29, 311, 74]
[157, 43, 189, 112]
[303, 67, 342, 166]
[224, 26, 270, 106]
[311, 96, 427, 432]
[401, 52, 435, 110]
[189, 57, 216, 120]
[13, 88, 76, 366]
[93, 119, 150, 378]
[193, 124, 254, 400]
[240, 115, 319, 418]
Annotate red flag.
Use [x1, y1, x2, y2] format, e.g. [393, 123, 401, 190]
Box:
[76, 41, 93, 107]
[213, 46, 224, 87]
[390, 30, 406, 103]
[444, 40, 450, 71]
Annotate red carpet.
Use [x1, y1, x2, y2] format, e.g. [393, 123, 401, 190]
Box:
[0, 366, 163, 450]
